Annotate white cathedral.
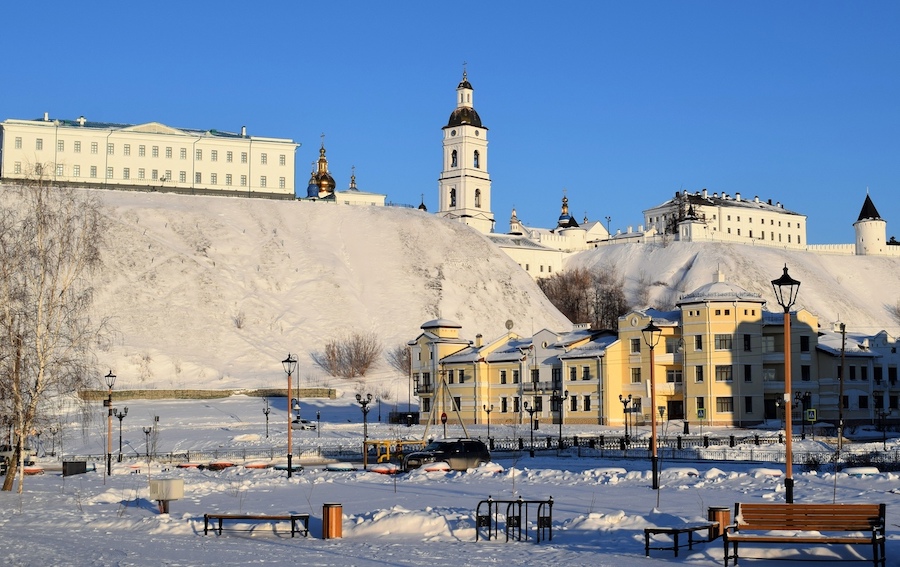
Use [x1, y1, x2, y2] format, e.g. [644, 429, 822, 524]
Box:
[433, 71, 900, 278]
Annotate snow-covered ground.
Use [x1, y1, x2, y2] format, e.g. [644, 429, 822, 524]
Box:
[3, 394, 900, 566]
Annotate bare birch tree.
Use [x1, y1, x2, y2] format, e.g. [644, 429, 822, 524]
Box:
[0, 174, 107, 492]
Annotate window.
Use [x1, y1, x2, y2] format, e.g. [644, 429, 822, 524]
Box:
[107, 143, 114, 155]
[531, 368, 539, 383]
[743, 334, 751, 352]
[279, 177, 285, 189]
[152, 146, 159, 158]
[210, 173, 217, 185]
[800, 336, 810, 352]
[744, 396, 753, 414]
[14, 137, 22, 149]
[716, 397, 734, 413]
[715, 334, 732, 350]
[211, 150, 218, 162]
[512, 370, 519, 384]
[715, 309, 721, 316]
[240, 175, 247, 186]
[695, 366, 704, 382]
[500, 370, 507, 384]
[166, 147, 172, 159]
[151, 169, 157, 181]
[226, 151, 233, 163]
[180, 148, 187, 159]
[122, 167, 130, 180]
[260, 153, 267, 165]
[715, 365, 733, 382]
[241, 152, 248, 164]
[72, 165, 80, 177]
[744, 364, 752, 382]
[91, 142, 99, 154]
[551, 367, 561, 383]
[582, 366, 591, 380]
[36, 138, 44, 150]
[279, 154, 286, 166]
[447, 370, 455, 384]
[875, 366, 883, 383]
[665, 338, 680, 354]
[534, 396, 543, 412]
[666, 370, 683, 383]
[630, 338, 641, 354]
[179, 171, 186, 183]
[34, 163, 42, 175]
[451, 150, 457, 167]
[695, 335, 703, 351]
[801, 365, 811, 382]
[583, 395, 591, 411]
[56, 164, 64, 176]
[475, 189, 481, 207]
[449, 188, 456, 207]
[260, 176, 267, 188]
[453, 397, 461, 411]
[762, 336, 775, 353]
[164, 170, 172, 182]
[136, 144, 145, 157]
[138, 168, 146, 180]
[195, 149, 202, 161]
[513, 397, 520, 413]
[225, 174, 232, 186]
[631, 367, 642, 383]
[90, 166, 97, 178]
[106, 167, 113, 179]
[501, 397, 508, 413]
[423, 398, 431, 413]
[859, 395, 869, 410]
[123, 144, 130, 156]
[195, 172, 202, 183]
[849, 366, 857, 380]
[570, 396, 577, 412]
[14, 162, 21, 174]
[473, 150, 480, 168]
[842, 395, 849, 409]
[74, 141, 81, 153]
[57, 140, 65, 152]
[861, 367, 868, 381]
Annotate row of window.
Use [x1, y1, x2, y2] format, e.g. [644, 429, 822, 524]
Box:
[449, 149, 480, 169]
[13, 137, 286, 165]
[629, 334, 811, 354]
[14, 162, 286, 188]
[648, 212, 803, 231]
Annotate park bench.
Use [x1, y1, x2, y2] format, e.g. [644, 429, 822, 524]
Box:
[203, 513, 310, 538]
[723, 502, 885, 567]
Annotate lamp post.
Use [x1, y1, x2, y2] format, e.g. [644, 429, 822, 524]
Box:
[104, 371, 116, 476]
[263, 398, 270, 438]
[316, 410, 321, 438]
[523, 401, 537, 457]
[619, 394, 632, 441]
[49, 425, 58, 458]
[772, 264, 800, 504]
[877, 408, 893, 451]
[483, 404, 494, 439]
[282, 353, 298, 478]
[795, 392, 811, 439]
[356, 393, 373, 470]
[552, 389, 569, 453]
[642, 320, 662, 490]
[114, 407, 128, 462]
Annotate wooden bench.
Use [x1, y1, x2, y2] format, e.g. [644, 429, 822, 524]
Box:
[723, 503, 885, 567]
[203, 513, 310, 537]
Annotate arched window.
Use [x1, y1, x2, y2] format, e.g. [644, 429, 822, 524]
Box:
[451, 150, 457, 168]
[473, 150, 480, 169]
[450, 188, 456, 207]
[475, 189, 481, 208]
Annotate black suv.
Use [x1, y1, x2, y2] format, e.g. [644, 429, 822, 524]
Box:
[403, 439, 491, 472]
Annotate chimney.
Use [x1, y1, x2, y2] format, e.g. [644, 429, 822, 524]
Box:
[77, 116, 86, 126]
[754, 196, 760, 203]
[702, 188, 708, 199]
[241, 125, 247, 137]
[43, 112, 50, 121]
[735, 193, 741, 202]
[768, 199, 773, 205]
[475, 334, 483, 347]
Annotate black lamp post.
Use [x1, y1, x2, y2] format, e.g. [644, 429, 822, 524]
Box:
[795, 392, 811, 439]
[263, 398, 270, 439]
[772, 264, 800, 503]
[142, 426, 152, 468]
[104, 370, 116, 476]
[356, 393, 373, 470]
[552, 389, 569, 453]
[642, 320, 662, 490]
[619, 394, 632, 441]
[483, 404, 494, 439]
[316, 410, 321, 438]
[523, 400, 537, 457]
[114, 407, 128, 462]
[878, 408, 893, 451]
[282, 354, 298, 478]
[49, 425, 58, 458]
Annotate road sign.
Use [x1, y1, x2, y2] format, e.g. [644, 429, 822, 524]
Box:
[697, 408, 706, 419]
[806, 408, 817, 422]
[440, 412, 447, 424]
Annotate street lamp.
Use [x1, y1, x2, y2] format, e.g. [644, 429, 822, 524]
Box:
[795, 392, 811, 439]
[263, 398, 270, 439]
[877, 408, 893, 451]
[523, 401, 538, 457]
[356, 393, 373, 470]
[282, 353, 298, 478]
[483, 404, 494, 439]
[772, 264, 800, 503]
[619, 394, 632, 441]
[316, 410, 321, 438]
[49, 426, 58, 458]
[142, 426, 152, 469]
[104, 370, 116, 476]
[114, 407, 128, 462]
[552, 390, 569, 453]
[641, 320, 662, 490]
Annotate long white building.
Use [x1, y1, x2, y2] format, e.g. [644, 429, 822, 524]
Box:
[0, 113, 299, 198]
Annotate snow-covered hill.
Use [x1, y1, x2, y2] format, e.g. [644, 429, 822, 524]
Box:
[93, 190, 570, 390]
[568, 241, 900, 335]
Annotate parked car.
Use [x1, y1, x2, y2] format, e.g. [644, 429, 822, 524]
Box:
[291, 419, 317, 431]
[402, 438, 490, 472]
[0, 444, 36, 465]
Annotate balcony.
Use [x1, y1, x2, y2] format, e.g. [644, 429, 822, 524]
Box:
[523, 381, 555, 393]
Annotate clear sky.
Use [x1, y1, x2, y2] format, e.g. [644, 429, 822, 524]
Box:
[3, 1, 898, 245]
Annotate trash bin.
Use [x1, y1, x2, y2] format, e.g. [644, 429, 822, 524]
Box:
[323, 502, 343, 539]
[708, 506, 731, 540]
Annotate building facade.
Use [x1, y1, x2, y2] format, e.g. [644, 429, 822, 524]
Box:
[0, 114, 299, 198]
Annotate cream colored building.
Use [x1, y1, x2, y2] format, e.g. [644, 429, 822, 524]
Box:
[0, 114, 299, 198]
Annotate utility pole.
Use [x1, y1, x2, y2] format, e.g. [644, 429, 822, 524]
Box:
[839, 323, 846, 452]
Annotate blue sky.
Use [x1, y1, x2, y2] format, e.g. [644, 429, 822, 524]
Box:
[4, 1, 898, 245]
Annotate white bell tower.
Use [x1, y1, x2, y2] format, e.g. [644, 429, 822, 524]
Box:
[437, 70, 494, 234]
